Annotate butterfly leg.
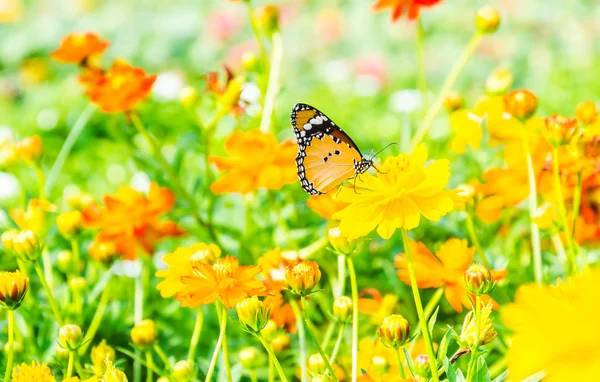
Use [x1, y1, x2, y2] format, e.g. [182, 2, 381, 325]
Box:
[372, 164, 388, 175]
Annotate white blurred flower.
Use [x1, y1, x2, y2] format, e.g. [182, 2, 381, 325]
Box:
[153, 71, 186, 102]
[389, 89, 423, 113]
[37, 108, 59, 130]
[0, 172, 21, 208]
[131, 171, 151, 193]
[321, 60, 351, 84]
[113, 259, 142, 278]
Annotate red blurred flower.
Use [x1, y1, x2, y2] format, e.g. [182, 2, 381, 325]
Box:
[372, 0, 441, 22]
[51, 32, 109, 64]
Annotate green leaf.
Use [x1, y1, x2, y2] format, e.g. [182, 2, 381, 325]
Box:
[520, 371, 546, 382]
[456, 367, 467, 382]
[403, 348, 416, 378]
[475, 356, 491, 382]
[428, 305, 440, 335]
[491, 370, 508, 382]
[437, 327, 454, 365]
[444, 357, 457, 382]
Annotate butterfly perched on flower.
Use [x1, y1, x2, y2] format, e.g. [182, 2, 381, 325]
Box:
[291, 103, 376, 195]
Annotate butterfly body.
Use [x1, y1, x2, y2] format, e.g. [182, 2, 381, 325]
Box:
[291, 103, 373, 195]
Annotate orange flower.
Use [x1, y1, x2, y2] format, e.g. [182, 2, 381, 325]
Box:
[82, 60, 156, 113]
[394, 238, 507, 312]
[209, 129, 297, 194]
[10, 199, 57, 236]
[358, 288, 400, 325]
[82, 182, 184, 260]
[177, 255, 266, 308]
[372, 0, 441, 22]
[51, 32, 108, 64]
[307, 192, 350, 220]
[576, 173, 600, 244]
[206, 67, 246, 116]
[258, 248, 297, 332]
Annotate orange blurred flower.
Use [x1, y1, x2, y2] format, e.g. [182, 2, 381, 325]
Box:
[16, 135, 43, 164]
[10, 199, 57, 236]
[206, 67, 246, 116]
[372, 0, 442, 22]
[575, 173, 600, 245]
[82, 60, 156, 113]
[358, 288, 399, 325]
[394, 238, 507, 312]
[177, 255, 266, 309]
[51, 32, 109, 64]
[258, 248, 297, 333]
[82, 182, 184, 260]
[209, 129, 297, 194]
[307, 193, 350, 220]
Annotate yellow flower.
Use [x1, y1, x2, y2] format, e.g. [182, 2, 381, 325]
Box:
[457, 301, 497, 350]
[449, 109, 483, 154]
[10, 199, 57, 236]
[131, 319, 156, 348]
[57, 210, 83, 238]
[156, 243, 221, 298]
[101, 360, 128, 382]
[0, 270, 29, 310]
[333, 145, 457, 240]
[502, 267, 600, 381]
[12, 361, 56, 382]
[285, 260, 321, 296]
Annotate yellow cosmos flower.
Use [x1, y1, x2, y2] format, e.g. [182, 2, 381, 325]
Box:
[156, 242, 221, 298]
[333, 145, 457, 240]
[449, 110, 483, 154]
[502, 267, 600, 381]
[12, 361, 56, 382]
[10, 199, 57, 236]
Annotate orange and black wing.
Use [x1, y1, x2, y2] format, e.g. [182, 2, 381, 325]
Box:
[291, 103, 365, 195]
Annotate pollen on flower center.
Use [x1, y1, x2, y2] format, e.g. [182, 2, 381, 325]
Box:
[213, 256, 238, 279]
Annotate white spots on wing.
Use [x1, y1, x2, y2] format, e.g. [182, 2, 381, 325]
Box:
[303, 123, 312, 130]
[309, 116, 323, 125]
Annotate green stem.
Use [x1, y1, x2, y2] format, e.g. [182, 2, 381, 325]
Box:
[409, 287, 445, 353]
[466, 295, 482, 382]
[145, 351, 153, 382]
[400, 229, 439, 382]
[34, 164, 46, 201]
[289, 299, 307, 382]
[221, 307, 232, 382]
[45, 104, 95, 197]
[205, 301, 228, 382]
[321, 321, 336, 351]
[257, 333, 288, 382]
[71, 239, 81, 276]
[395, 347, 406, 379]
[299, 296, 337, 379]
[337, 254, 346, 297]
[551, 147, 579, 275]
[347, 256, 359, 382]
[188, 307, 204, 363]
[79, 272, 112, 355]
[268, 356, 275, 382]
[259, 32, 283, 133]
[416, 17, 428, 112]
[34, 261, 64, 326]
[129, 112, 220, 244]
[572, 172, 583, 237]
[465, 212, 491, 268]
[4, 310, 15, 382]
[329, 323, 345, 366]
[153, 344, 171, 370]
[66, 351, 74, 378]
[521, 127, 543, 284]
[245, 0, 269, 65]
[550, 234, 567, 264]
[251, 369, 258, 382]
[410, 32, 483, 149]
[134, 258, 146, 382]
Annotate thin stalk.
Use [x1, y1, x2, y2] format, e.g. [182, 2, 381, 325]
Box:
[153, 344, 171, 370]
[268, 357, 275, 382]
[71, 239, 81, 276]
[336, 254, 346, 297]
[45, 104, 95, 196]
[221, 308, 232, 382]
[571, 172, 583, 237]
[4, 310, 15, 382]
[400, 229, 439, 382]
[329, 323, 345, 365]
[321, 321, 336, 351]
[245, 0, 269, 65]
[145, 351, 154, 382]
[79, 272, 112, 355]
[395, 347, 407, 379]
[409, 287, 444, 353]
[410, 33, 483, 149]
[347, 256, 359, 382]
[299, 296, 337, 379]
[257, 333, 288, 382]
[521, 127, 543, 284]
[416, 17, 428, 112]
[34, 261, 64, 326]
[133, 259, 145, 382]
[551, 234, 567, 264]
[34, 164, 47, 201]
[187, 307, 205, 363]
[205, 301, 228, 382]
[66, 351, 74, 378]
[289, 299, 308, 382]
[466, 295, 482, 381]
[551, 147, 578, 275]
[259, 32, 283, 133]
[465, 212, 491, 268]
[251, 369, 258, 382]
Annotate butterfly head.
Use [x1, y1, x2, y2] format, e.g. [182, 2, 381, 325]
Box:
[355, 158, 374, 175]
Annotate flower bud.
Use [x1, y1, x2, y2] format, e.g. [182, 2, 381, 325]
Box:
[242, 52, 259, 72]
[413, 354, 431, 379]
[307, 353, 326, 374]
[9, 230, 42, 261]
[328, 227, 356, 255]
[179, 86, 198, 108]
[271, 333, 291, 352]
[377, 315, 410, 349]
[59, 324, 83, 350]
[16, 135, 43, 164]
[89, 239, 118, 266]
[102, 360, 128, 382]
[333, 296, 353, 322]
[189, 243, 220, 267]
[0, 270, 29, 310]
[576, 100, 598, 125]
[311, 375, 335, 382]
[236, 296, 269, 333]
[464, 264, 496, 295]
[457, 301, 497, 350]
[261, 319, 279, 339]
[130, 319, 156, 348]
[475, 6, 500, 34]
[57, 211, 83, 238]
[285, 260, 321, 296]
[57, 250, 74, 274]
[543, 114, 579, 147]
[443, 92, 465, 112]
[173, 360, 194, 381]
[69, 277, 87, 293]
[503, 89, 538, 121]
[67, 192, 95, 211]
[239, 347, 260, 370]
[91, 340, 116, 376]
[256, 5, 280, 39]
[455, 184, 477, 210]
[372, 355, 390, 374]
[485, 68, 513, 96]
[1, 229, 19, 252]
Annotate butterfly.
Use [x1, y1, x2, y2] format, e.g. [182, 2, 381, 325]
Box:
[291, 103, 375, 195]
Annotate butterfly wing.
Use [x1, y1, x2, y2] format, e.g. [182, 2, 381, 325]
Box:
[291, 103, 364, 195]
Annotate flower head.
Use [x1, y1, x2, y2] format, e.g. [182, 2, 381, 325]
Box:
[16, 135, 43, 164]
[543, 114, 579, 147]
[173, 360, 194, 381]
[457, 301, 496, 350]
[464, 264, 496, 295]
[333, 145, 458, 240]
[57, 210, 83, 239]
[209, 129, 297, 194]
[12, 361, 56, 382]
[0, 270, 29, 310]
[395, 238, 507, 312]
[377, 314, 410, 349]
[177, 255, 266, 309]
[131, 319, 156, 348]
[91, 340, 116, 376]
[475, 6, 500, 34]
[101, 360, 128, 382]
[372, 0, 442, 22]
[82, 182, 184, 260]
[285, 260, 321, 296]
[51, 32, 109, 64]
[328, 226, 356, 255]
[88, 238, 119, 266]
[236, 296, 270, 333]
[333, 296, 353, 322]
[576, 100, 598, 125]
[82, 60, 156, 113]
[59, 324, 83, 350]
[503, 89, 538, 121]
[413, 354, 431, 379]
[10, 199, 57, 236]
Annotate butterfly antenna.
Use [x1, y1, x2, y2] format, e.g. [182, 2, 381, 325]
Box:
[368, 142, 399, 161]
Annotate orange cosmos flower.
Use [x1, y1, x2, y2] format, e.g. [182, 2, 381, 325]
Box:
[358, 288, 400, 325]
[51, 32, 109, 64]
[82, 60, 156, 113]
[177, 255, 266, 309]
[82, 182, 184, 260]
[258, 248, 297, 333]
[373, 0, 442, 22]
[394, 238, 507, 312]
[307, 192, 350, 220]
[209, 129, 297, 194]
